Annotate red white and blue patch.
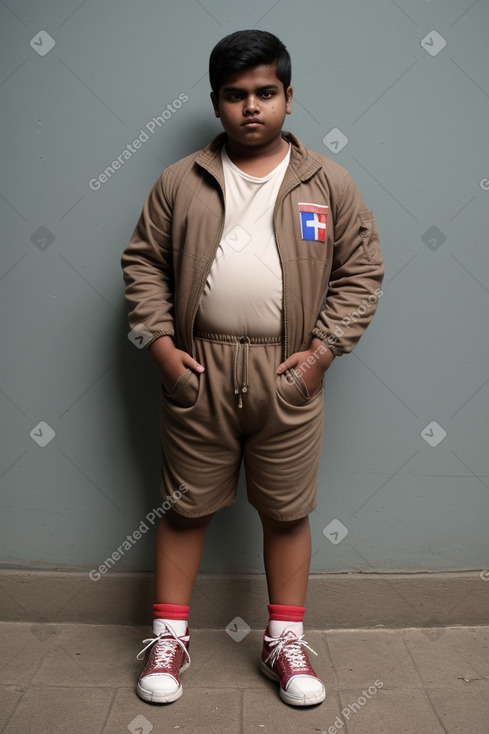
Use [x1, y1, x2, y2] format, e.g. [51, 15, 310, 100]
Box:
[298, 202, 328, 242]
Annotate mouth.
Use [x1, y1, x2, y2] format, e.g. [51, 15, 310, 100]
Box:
[241, 119, 263, 127]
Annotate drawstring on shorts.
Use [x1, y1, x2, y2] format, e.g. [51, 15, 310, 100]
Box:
[233, 336, 250, 408]
[194, 331, 282, 409]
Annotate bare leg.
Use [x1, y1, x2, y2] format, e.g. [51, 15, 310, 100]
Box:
[154, 509, 214, 605]
[259, 513, 311, 606]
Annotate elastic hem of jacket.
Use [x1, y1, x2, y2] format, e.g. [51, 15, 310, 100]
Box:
[311, 328, 343, 357]
[145, 330, 175, 348]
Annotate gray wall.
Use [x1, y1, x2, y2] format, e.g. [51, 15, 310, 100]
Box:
[1, 0, 488, 576]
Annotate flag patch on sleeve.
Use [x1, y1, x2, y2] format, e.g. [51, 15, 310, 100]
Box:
[298, 202, 328, 242]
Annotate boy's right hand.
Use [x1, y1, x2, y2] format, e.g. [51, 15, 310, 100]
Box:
[148, 335, 205, 392]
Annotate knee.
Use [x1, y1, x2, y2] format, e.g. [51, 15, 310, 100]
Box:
[162, 508, 214, 531]
[259, 513, 309, 535]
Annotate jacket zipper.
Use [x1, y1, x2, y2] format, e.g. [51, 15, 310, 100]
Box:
[273, 176, 302, 362]
[187, 185, 226, 360]
[273, 215, 287, 362]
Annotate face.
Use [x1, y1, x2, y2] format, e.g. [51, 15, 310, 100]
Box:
[211, 64, 293, 152]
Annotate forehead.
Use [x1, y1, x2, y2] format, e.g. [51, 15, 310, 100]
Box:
[219, 64, 282, 92]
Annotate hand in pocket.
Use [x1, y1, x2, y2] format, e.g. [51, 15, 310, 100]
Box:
[148, 335, 205, 391]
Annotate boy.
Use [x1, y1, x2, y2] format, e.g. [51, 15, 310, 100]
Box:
[122, 30, 384, 707]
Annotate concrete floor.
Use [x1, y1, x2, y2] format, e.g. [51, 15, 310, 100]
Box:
[1, 622, 488, 733]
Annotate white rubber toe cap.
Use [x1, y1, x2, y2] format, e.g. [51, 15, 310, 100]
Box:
[283, 675, 326, 705]
[137, 673, 182, 703]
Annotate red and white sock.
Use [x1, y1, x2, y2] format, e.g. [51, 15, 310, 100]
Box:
[153, 603, 189, 638]
[267, 603, 305, 637]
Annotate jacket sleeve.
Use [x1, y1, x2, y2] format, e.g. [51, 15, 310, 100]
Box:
[312, 171, 384, 355]
[121, 171, 175, 347]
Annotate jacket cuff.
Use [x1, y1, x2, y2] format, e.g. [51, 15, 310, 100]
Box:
[311, 328, 342, 357]
[145, 330, 175, 348]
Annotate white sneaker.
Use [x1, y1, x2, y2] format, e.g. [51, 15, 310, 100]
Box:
[136, 622, 190, 703]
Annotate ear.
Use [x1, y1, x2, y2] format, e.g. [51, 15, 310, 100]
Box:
[285, 86, 293, 115]
[210, 91, 220, 117]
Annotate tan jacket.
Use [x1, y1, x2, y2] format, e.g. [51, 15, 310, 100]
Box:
[122, 132, 384, 360]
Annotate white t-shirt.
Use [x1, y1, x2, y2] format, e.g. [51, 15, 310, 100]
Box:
[196, 145, 291, 337]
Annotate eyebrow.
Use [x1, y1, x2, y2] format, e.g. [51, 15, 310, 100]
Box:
[222, 84, 280, 94]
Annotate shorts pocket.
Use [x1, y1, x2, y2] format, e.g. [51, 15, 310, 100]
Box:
[276, 369, 315, 407]
[161, 368, 199, 408]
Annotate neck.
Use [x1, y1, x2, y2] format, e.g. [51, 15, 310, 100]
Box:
[225, 135, 289, 176]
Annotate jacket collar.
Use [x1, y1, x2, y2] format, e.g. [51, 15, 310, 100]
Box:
[194, 131, 321, 184]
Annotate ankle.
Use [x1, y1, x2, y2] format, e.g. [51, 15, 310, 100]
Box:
[267, 603, 305, 637]
[153, 602, 189, 637]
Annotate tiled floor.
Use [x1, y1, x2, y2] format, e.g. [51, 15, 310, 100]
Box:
[1, 622, 488, 733]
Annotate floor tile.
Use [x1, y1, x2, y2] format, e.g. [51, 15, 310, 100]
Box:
[325, 628, 423, 689]
[102, 687, 242, 734]
[2, 686, 113, 734]
[32, 623, 144, 688]
[0, 686, 24, 731]
[427, 687, 489, 733]
[182, 629, 257, 688]
[403, 627, 489, 687]
[336, 687, 446, 733]
[243, 687, 336, 734]
[0, 622, 62, 685]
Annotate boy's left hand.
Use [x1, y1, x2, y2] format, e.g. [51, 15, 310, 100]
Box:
[277, 338, 335, 396]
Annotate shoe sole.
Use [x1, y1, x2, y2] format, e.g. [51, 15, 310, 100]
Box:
[260, 660, 326, 706]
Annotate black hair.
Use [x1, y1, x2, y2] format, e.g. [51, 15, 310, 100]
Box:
[209, 30, 291, 97]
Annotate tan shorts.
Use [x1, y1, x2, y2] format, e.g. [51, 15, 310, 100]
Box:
[159, 332, 325, 521]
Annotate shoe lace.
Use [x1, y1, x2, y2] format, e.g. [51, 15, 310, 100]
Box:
[136, 622, 190, 666]
[265, 629, 318, 670]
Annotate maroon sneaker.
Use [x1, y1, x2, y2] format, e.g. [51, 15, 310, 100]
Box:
[136, 623, 191, 703]
[261, 627, 326, 706]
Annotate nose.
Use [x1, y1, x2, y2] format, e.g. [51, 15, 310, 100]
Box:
[243, 94, 259, 114]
